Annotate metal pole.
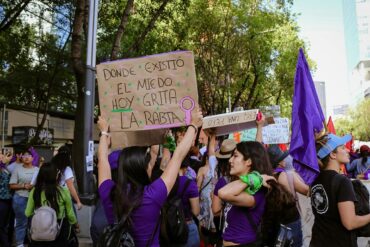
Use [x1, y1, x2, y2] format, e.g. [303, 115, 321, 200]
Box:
[78, 0, 99, 203]
[1, 104, 5, 151]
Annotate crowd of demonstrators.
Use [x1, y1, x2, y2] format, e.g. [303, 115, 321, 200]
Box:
[0, 145, 81, 247]
[91, 112, 313, 247]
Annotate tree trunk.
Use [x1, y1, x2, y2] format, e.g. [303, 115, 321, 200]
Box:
[71, 0, 87, 195]
[127, 0, 171, 55]
[111, 0, 135, 60]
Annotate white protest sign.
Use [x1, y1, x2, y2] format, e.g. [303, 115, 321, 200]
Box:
[262, 117, 289, 144]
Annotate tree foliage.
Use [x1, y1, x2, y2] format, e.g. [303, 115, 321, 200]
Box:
[335, 99, 370, 141]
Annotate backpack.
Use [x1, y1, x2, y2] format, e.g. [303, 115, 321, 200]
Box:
[97, 217, 135, 247]
[332, 175, 370, 237]
[245, 181, 296, 247]
[160, 177, 191, 246]
[29, 206, 63, 241]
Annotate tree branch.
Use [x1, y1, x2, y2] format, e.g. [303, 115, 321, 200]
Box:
[127, 0, 171, 55]
[111, 0, 135, 60]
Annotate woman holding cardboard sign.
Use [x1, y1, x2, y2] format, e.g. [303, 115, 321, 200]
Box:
[96, 108, 203, 247]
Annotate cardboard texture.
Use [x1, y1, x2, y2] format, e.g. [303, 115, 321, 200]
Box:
[96, 51, 198, 148]
[203, 110, 259, 136]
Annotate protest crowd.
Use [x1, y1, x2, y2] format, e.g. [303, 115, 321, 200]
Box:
[0, 50, 369, 247]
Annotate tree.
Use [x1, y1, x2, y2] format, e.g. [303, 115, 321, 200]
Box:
[180, 0, 309, 115]
[0, 0, 76, 144]
[336, 99, 370, 141]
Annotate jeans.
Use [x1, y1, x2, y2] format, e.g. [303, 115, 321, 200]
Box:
[285, 218, 303, 247]
[172, 221, 200, 247]
[0, 199, 12, 247]
[13, 194, 28, 246]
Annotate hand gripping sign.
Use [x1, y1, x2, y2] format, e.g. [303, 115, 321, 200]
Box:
[96, 51, 199, 148]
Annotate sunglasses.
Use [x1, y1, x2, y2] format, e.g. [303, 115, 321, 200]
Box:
[22, 155, 32, 158]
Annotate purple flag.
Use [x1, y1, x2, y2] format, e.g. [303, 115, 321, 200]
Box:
[289, 48, 325, 185]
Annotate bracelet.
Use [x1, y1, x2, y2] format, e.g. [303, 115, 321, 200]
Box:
[100, 131, 110, 137]
[188, 124, 198, 133]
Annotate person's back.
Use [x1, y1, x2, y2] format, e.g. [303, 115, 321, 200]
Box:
[25, 163, 77, 247]
[310, 171, 357, 246]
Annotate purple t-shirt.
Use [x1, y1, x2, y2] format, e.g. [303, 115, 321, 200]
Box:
[176, 176, 199, 220]
[98, 178, 167, 247]
[214, 177, 266, 244]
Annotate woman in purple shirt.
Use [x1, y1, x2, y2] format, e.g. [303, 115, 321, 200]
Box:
[217, 141, 274, 247]
[96, 109, 202, 247]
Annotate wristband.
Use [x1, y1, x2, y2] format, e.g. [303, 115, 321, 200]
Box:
[100, 131, 110, 137]
[188, 124, 198, 133]
[240, 171, 263, 195]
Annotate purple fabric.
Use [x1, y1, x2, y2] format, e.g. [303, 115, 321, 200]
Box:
[274, 167, 285, 173]
[175, 176, 199, 219]
[98, 178, 168, 247]
[108, 150, 121, 170]
[289, 48, 325, 185]
[98, 180, 116, 225]
[0, 162, 5, 169]
[28, 147, 39, 167]
[214, 177, 227, 196]
[223, 190, 266, 244]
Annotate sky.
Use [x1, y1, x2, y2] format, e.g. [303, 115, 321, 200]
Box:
[291, 0, 350, 117]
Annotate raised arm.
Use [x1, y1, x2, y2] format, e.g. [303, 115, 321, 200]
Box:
[255, 112, 265, 143]
[218, 180, 255, 207]
[161, 109, 203, 194]
[97, 117, 112, 186]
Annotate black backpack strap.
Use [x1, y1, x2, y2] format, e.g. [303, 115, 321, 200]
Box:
[199, 178, 212, 194]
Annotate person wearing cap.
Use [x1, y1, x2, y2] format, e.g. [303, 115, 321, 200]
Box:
[310, 134, 370, 247]
[347, 145, 370, 179]
[267, 144, 309, 247]
[211, 138, 237, 245]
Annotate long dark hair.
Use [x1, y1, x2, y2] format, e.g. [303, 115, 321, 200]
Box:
[235, 141, 273, 175]
[236, 142, 295, 242]
[112, 146, 151, 220]
[52, 145, 71, 176]
[33, 162, 62, 214]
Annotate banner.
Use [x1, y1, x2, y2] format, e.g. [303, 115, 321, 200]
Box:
[96, 51, 198, 148]
[203, 110, 258, 136]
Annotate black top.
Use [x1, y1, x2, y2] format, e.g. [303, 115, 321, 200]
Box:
[310, 170, 357, 247]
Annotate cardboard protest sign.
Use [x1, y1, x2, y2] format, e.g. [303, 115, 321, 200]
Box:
[262, 117, 290, 144]
[96, 51, 198, 148]
[203, 110, 258, 136]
